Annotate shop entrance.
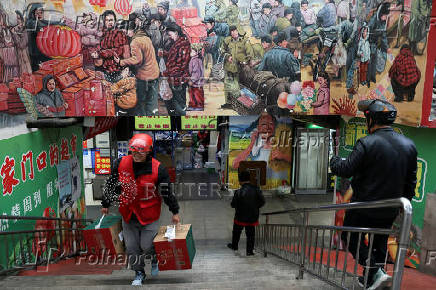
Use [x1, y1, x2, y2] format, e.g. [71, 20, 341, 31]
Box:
[293, 128, 330, 194]
[155, 130, 220, 200]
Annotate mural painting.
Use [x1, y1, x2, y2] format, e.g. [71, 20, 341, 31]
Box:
[228, 113, 292, 189]
[0, 1, 432, 122]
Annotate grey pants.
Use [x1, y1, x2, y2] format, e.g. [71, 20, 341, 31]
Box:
[122, 218, 159, 272]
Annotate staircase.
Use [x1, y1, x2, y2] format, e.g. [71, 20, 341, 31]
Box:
[1, 199, 338, 289]
[1, 243, 336, 289]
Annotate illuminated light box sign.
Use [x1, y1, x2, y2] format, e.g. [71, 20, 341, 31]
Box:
[135, 117, 172, 130]
[181, 116, 217, 130]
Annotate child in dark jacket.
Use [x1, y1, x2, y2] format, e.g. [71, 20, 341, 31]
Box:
[227, 170, 265, 256]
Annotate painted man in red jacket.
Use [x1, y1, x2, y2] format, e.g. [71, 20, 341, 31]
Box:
[161, 23, 191, 116]
[102, 133, 180, 286]
[389, 44, 421, 103]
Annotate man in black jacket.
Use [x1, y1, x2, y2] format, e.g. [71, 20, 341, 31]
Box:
[330, 99, 417, 290]
[227, 170, 265, 256]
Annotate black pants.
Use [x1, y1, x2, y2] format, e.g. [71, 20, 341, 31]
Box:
[231, 223, 255, 254]
[391, 78, 419, 102]
[342, 210, 396, 278]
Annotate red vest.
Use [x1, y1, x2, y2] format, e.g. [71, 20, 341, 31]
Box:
[118, 155, 162, 225]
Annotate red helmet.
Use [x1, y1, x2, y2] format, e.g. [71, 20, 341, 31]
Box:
[129, 134, 153, 153]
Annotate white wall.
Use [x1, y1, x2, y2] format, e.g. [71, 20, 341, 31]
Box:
[0, 114, 37, 141]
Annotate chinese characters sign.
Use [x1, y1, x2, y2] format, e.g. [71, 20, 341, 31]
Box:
[94, 151, 111, 175]
[135, 117, 172, 130]
[0, 126, 84, 270]
[181, 116, 217, 130]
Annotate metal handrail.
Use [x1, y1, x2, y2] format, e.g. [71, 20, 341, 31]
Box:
[0, 216, 94, 276]
[0, 215, 93, 223]
[257, 198, 412, 290]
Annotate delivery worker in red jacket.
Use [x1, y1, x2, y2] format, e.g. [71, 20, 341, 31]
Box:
[101, 133, 180, 286]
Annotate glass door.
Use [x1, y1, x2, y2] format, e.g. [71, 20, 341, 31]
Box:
[294, 128, 329, 194]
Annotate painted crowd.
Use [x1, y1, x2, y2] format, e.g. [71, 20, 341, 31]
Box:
[0, 0, 433, 124]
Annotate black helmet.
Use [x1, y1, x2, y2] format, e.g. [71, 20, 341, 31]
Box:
[358, 99, 397, 126]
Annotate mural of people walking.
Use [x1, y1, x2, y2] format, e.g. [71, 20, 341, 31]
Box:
[0, 0, 433, 123]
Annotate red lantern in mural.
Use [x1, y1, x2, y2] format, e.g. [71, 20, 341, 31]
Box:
[36, 25, 82, 58]
[114, 0, 133, 17]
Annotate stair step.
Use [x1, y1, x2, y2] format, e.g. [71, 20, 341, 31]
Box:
[3, 275, 336, 290]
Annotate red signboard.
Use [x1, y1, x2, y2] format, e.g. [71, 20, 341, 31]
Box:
[94, 151, 111, 175]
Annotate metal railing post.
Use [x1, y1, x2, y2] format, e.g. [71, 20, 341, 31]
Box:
[392, 198, 413, 290]
[264, 215, 269, 257]
[298, 211, 309, 280]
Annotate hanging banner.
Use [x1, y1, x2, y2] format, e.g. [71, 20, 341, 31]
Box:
[181, 116, 217, 130]
[135, 117, 172, 130]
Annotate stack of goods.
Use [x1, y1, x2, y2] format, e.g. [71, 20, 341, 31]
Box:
[32, 54, 115, 116]
[238, 88, 260, 109]
[7, 77, 27, 114]
[171, 7, 207, 44]
[0, 83, 9, 111]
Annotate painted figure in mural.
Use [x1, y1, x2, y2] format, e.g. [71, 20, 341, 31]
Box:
[249, 0, 263, 38]
[330, 99, 417, 289]
[226, 0, 240, 27]
[300, 0, 317, 42]
[101, 133, 180, 286]
[147, 14, 174, 60]
[316, 0, 336, 28]
[110, 66, 137, 116]
[258, 32, 300, 82]
[116, 21, 160, 116]
[35, 75, 68, 117]
[357, 24, 370, 87]
[11, 11, 32, 76]
[258, 3, 277, 38]
[367, 2, 389, 85]
[187, 42, 205, 111]
[162, 23, 191, 116]
[336, 0, 350, 22]
[389, 44, 421, 103]
[272, 0, 285, 18]
[227, 170, 265, 256]
[311, 71, 330, 115]
[92, 10, 130, 83]
[232, 113, 291, 181]
[408, 0, 432, 55]
[0, 11, 19, 83]
[203, 16, 229, 65]
[64, 12, 102, 69]
[157, 1, 176, 24]
[220, 25, 254, 109]
[214, 0, 228, 23]
[205, 0, 219, 19]
[25, 3, 56, 71]
[251, 35, 273, 67]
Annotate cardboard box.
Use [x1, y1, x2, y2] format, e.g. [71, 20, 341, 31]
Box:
[63, 86, 85, 116]
[74, 68, 88, 81]
[82, 215, 124, 256]
[153, 224, 195, 271]
[56, 71, 79, 90]
[0, 84, 9, 111]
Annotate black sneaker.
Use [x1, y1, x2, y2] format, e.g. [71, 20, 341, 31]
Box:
[227, 243, 237, 251]
[246, 252, 255, 256]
